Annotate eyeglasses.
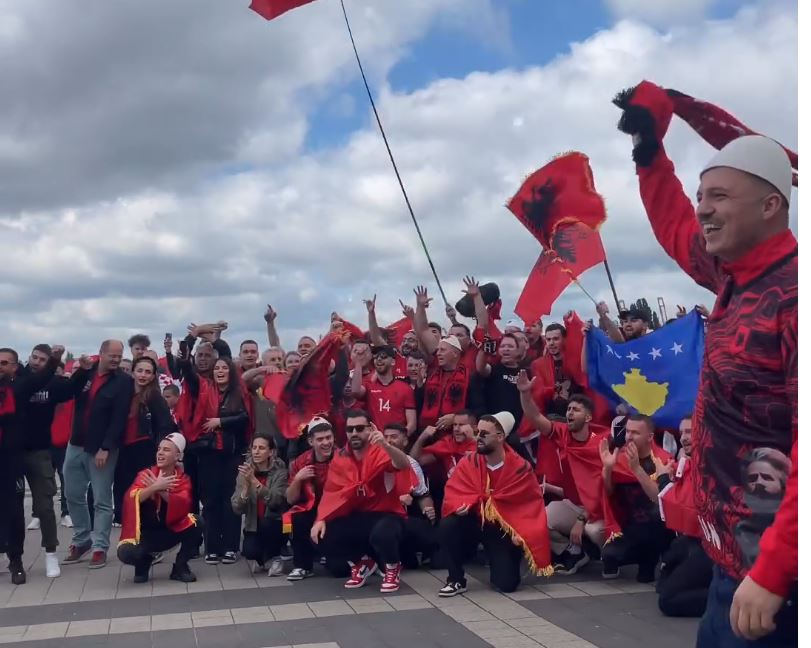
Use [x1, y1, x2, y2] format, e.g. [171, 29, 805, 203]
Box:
[0, 360, 17, 367]
[346, 424, 368, 434]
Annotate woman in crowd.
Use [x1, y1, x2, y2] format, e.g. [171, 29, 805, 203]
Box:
[196, 357, 253, 564]
[114, 356, 175, 526]
[284, 351, 302, 375]
[231, 435, 288, 576]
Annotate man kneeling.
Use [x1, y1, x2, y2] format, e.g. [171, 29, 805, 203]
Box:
[117, 433, 201, 583]
[439, 412, 553, 597]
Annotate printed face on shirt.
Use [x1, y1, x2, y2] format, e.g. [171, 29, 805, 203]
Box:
[452, 414, 475, 442]
[239, 342, 259, 369]
[544, 329, 564, 357]
[345, 415, 371, 450]
[679, 418, 693, 457]
[297, 337, 316, 357]
[626, 418, 653, 454]
[309, 429, 335, 458]
[262, 349, 285, 371]
[28, 349, 50, 372]
[565, 400, 591, 433]
[449, 325, 471, 351]
[475, 420, 503, 455]
[696, 167, 786, 262]
[383, 427, 408, 451]
[213, 359, 230, 386]
[400, 332, 418, 356]
[0, 351, 18, 378]
[133, 359, 156, 390]
[156, 439, 180, 469]
[250, 436, 274, 466]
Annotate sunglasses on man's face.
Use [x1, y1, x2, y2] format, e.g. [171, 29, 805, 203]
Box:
[346, 424, 369, 434]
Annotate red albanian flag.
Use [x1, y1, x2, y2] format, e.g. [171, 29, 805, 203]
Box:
[250, 0, 317, 20]
[507, 152, 607, 323]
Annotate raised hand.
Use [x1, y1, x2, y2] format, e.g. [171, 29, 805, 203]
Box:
[363, 295, 377, 314]
[625, 441, 640, 472]
[599, 438, 619, 470]
[596, 301, 610, 317]
[414, 286, 432, 309]
[399, 299, 415, 320]
[462, 275, 480, 297]
[264, 304, 277, 323]
[50, 345, 65, 360]
[516, 370, 534, 393]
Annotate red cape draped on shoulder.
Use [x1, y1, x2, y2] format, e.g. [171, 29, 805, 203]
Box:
[442, 447, 553, 576]
[282, 449, 320, 533]
[118, 466, 196, 546]
[316, 444, 414, 522]
[277, 332, 345, 440]
[555, 426, 610, 519]
[602, 444, 672, 542]
[658, 457, 701, 538]
[175, 376, 218, 443]
[262, 372, 289, 404]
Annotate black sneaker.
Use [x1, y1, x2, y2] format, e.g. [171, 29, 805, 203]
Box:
[204, 554, 220, 565]
[133, 564, 150, 584]
[170, 564, 197, 583]
[438, 581, 467, 597]
[221, 551, 238, 565]
[9, 561, 26, 586]
[636, 564, 656, 583]
[556, 551, 590, 576]
[552, 550, 570, 571]
[602, 558, 620, 580]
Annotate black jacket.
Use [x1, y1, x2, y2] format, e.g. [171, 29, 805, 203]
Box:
[19, 368, 75, 451]
[131, 390, 176, 446]
[0, 358, 59, 453]
[70, 365, 134, 454]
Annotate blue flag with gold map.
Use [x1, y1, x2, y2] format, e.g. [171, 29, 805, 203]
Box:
[585, 310, 705, 428]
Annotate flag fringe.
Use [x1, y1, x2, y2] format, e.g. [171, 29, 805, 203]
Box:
[481, 498, 554, 577]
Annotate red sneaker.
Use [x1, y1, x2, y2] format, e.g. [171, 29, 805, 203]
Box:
[343, 556, 378, 589]
[62, 543, 91, 565]
[380, 563, 402, 593]
[88, 551, 107, 569]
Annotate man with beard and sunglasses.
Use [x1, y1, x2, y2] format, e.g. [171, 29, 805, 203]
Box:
[310, 409, 414, 593]
[351, 345, 416, 438]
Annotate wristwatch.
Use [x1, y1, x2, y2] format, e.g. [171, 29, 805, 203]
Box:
[576, 513, 587, 523]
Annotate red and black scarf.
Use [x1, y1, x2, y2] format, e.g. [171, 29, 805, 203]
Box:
[420, 363, 469, 428]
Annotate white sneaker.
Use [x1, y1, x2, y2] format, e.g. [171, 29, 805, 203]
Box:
[46, 553, 61, 578]
[60, 515, 73, 528]
[27, 518, 41, 530]
[268, 557, 284, 577]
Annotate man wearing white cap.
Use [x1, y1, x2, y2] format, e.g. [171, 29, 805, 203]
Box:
[616, 82, 797, 646]
[117, 433, 201, 584]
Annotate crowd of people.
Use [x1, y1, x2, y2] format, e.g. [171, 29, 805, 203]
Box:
[0, 98, 797, 647]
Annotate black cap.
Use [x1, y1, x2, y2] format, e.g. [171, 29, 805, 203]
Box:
[372, 345, 397, 359]
[618, 306, 650, 323]
[455, 282, 500, 318]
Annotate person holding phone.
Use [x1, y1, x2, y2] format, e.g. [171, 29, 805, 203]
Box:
[231, 435, 288, 576]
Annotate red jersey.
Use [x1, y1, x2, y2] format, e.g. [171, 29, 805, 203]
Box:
[289, 449, 332, 501]
[365, 376, 415, 431]
[394, 354, 408, 380]
[545, 422, 608, 507]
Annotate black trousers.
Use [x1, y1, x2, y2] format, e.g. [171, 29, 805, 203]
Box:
[196, 450, 242, 556]
[118, 520, 202, 572]
[0, 452, 25, 562]
[657, 535, 714, 618]
[242, 518, 285, 565]
[50, 446, 68, 517]
[183, 450, 201, 517]
[601, 520, 673, 571]
[114, 441, 156, 524]
[319, 512, 404, 571]
[290, 508, 318, 571]
[401, 515, 440, 568]
[440, 513, 523, 593]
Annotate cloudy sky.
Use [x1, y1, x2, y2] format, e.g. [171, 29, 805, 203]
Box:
[0, 0, 797, 356]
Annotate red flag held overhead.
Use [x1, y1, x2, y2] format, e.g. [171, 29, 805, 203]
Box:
[250, 0, 317, 21]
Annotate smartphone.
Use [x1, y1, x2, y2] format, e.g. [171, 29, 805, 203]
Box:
[165, 332, 172, 341]
[609, 415, 627, 452]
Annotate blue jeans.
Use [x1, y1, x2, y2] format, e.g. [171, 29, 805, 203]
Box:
[697, 566, 797, 648]
[64, 444, 118, 552]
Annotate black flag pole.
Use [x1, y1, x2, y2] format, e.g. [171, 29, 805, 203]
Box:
[338, 0, 449, 306]
[603, 258, 622, 314]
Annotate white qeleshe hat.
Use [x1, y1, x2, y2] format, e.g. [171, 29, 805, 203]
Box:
[492, 411, 516, 436]
[701, 135, 793, 204]
[164, 432, 186, 455]
[440, 336, 462, 353]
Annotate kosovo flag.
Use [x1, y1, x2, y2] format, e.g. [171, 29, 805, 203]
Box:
[585, 310, 705, 428]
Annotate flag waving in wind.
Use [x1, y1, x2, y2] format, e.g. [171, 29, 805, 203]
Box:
[585, 310, 705, 428]
[250, 0, 317, 20]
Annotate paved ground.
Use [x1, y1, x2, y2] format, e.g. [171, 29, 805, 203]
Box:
[1, 513, 699, 648]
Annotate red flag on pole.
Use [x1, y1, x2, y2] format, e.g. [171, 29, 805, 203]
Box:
[250, 0, 316, 21]
[507, 153, 607, 322]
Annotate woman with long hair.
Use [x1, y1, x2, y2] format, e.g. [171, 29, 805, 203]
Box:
[113, 356, 175, 525]
[198, 357, 253, 564]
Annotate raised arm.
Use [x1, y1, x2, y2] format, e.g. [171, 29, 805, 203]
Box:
[264, 305, 281, 349]
[413, 286, 438, 356]
[516, 371, 552, 435]
[475, 347, 492, 378]
[462, 276, 489, 333]
[364, 295, 387, 347]
[596, 302, 625, 343]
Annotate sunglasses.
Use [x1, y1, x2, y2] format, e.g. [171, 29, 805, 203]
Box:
[346, 424, 369, 434]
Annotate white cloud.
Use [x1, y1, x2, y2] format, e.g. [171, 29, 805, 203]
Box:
[603, 0, 717, 26]
[0, 0, 797, 356]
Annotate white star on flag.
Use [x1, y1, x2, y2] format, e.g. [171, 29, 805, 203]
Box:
[606, 345, 617, 357]
[671, 342, 683, 355]
[649, 347, 662, 360]
[626, 351, 640, 361]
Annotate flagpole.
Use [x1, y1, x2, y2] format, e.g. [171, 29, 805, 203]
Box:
[602, 259, 622, 314]
[338, 0, 449, 307]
